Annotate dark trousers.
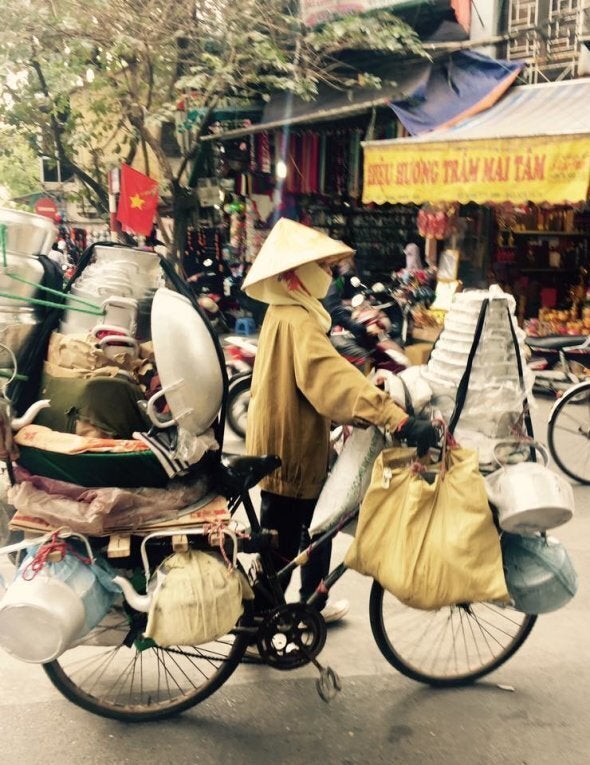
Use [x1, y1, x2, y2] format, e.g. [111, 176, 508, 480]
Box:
[260, 490, 331, 610]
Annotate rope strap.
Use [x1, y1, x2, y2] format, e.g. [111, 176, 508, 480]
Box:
[21, 530, 91, 581]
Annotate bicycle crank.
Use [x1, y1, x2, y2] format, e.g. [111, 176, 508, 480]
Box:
[255, 603, 342, 701]
[255, 603, 326, 670]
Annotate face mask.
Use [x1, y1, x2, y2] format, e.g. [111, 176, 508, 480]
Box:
[295, 261, 332, 298]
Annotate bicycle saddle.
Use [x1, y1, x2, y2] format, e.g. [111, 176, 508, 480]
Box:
[526, 335, 587, 350]
[217, 453, 282, 493]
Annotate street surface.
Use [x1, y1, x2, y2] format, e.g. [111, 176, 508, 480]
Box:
[0, 396, 588, 764]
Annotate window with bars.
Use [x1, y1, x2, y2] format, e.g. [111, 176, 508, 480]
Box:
[509, 0, 538, 28]
[550, 0, 580, 16]
[502, 0, 590, 79]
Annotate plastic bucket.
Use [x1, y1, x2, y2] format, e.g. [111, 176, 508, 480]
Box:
[0, 535, 118, 663]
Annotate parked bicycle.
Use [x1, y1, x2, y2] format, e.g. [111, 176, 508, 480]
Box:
[526, 334, 590, 397]
[547, 378, 590, 484]
[34, 433, 536, 723]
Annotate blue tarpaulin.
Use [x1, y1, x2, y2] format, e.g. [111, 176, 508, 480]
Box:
[390, 50, 524, 136]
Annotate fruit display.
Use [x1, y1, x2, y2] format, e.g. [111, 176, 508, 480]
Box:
[525, 307, 590, 337]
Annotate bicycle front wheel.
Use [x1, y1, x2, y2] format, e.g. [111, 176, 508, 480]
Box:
[43, 605, 249, 722]
[369, 582, 536, 687]
[548, 380, 590, 484]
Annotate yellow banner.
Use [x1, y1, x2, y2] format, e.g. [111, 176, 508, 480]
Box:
[362, 135, 590, 206]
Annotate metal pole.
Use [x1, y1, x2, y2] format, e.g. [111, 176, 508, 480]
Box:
[108, 167, 121, 242]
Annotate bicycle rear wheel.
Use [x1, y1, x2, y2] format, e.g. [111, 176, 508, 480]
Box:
[547, 380, 590, 484]
[43, 604, 249, 722]
[369, 582, 536, 687]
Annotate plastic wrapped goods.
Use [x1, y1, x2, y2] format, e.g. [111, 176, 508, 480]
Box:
[421, 285, 533, 437]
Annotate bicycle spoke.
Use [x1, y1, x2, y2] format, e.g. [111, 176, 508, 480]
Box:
[44, 608, 246, 720]
[372, 584, 535, 685]
[549, 384, 590, 483]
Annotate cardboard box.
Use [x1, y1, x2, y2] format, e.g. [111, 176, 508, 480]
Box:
[405, 342, 434, 366]
[412, 326, 442, 343]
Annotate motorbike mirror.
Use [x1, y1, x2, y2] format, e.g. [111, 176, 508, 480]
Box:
[372, 282, 386, 293]
[351, 294, 364, 309]
[349, 276, 362, 289]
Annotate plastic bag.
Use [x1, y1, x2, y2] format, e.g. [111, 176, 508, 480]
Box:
[7, 466, 213, 535]
[344, 446, 509, 610]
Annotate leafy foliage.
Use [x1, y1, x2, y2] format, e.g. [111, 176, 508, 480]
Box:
[0, 0, 424, 254]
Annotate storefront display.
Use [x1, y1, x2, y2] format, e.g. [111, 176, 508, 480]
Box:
[492, 203, 590, 326]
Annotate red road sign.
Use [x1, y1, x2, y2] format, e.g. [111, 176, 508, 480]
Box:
[34, 197, 58, 219]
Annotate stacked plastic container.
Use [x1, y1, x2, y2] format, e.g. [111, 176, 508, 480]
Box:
[422, 286, 533, 439]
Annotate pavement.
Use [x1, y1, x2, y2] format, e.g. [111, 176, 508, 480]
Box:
[0, 397, 589, 764]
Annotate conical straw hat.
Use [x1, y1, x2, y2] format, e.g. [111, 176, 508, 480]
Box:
[242, 218, 354, 294]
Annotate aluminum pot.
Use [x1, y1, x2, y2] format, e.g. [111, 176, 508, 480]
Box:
[502, 532, 577, 614]
[0, 253, 46, 308]
[0, 533, 118, 663]
[0, 208, 56, 256]
[0, 307, 38, 367]
[485, 442, 574, 534]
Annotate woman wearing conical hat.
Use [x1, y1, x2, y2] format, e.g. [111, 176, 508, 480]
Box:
[242, 218, 438, 624]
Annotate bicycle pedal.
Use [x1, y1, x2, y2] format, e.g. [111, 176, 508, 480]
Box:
[316, 666, 342, 703]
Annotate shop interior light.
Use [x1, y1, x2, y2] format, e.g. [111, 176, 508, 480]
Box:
[275, 160, 287, 180]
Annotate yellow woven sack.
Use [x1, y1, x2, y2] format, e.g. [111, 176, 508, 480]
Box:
[144, 551, 254, 647]
[344, 446, 509, 610]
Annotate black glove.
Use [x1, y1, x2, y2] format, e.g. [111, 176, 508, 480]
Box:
[397, 417, 439, 457]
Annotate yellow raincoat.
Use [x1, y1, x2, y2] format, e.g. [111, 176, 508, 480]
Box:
[246, 303, 408, 499]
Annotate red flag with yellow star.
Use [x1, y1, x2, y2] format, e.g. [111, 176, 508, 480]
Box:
[116, 164, 159, 236]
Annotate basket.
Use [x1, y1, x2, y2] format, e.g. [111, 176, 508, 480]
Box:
[17, 446, 169, 488]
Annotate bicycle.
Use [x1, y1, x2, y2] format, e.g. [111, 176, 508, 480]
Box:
[547, 378, 590, 484]
[30, 442, 537, 723]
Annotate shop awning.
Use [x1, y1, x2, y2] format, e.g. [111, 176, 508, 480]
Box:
[362, 79, 590, 206]
[389, 51, 523, 135]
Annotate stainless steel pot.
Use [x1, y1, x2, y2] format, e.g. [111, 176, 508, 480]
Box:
[0, 254, 46, 308]
[0, 307, 38, 368]
[0, 208, 56, 256]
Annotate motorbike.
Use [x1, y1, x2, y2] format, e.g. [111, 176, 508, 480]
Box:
[330, 286, 411, 375]
[525, 334, 590, 396]
[223, 335, 258, 438]
[223, 335, 258, 378]
[191, 259, 232, 334]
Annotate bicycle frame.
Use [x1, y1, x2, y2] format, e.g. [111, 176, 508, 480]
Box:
[227, 484, 358, 612]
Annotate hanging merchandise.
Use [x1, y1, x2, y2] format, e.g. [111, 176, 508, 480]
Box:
[258, 132, 272, 175]
[417, 204, 458, 240]
[421, 286, 534, 449]
[0, 531, 120, 663]
[344, 443, 509, 610]
[228, 201, 245, 253]
[347, 130, 362, 199]
[245, 198, 270, 262]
